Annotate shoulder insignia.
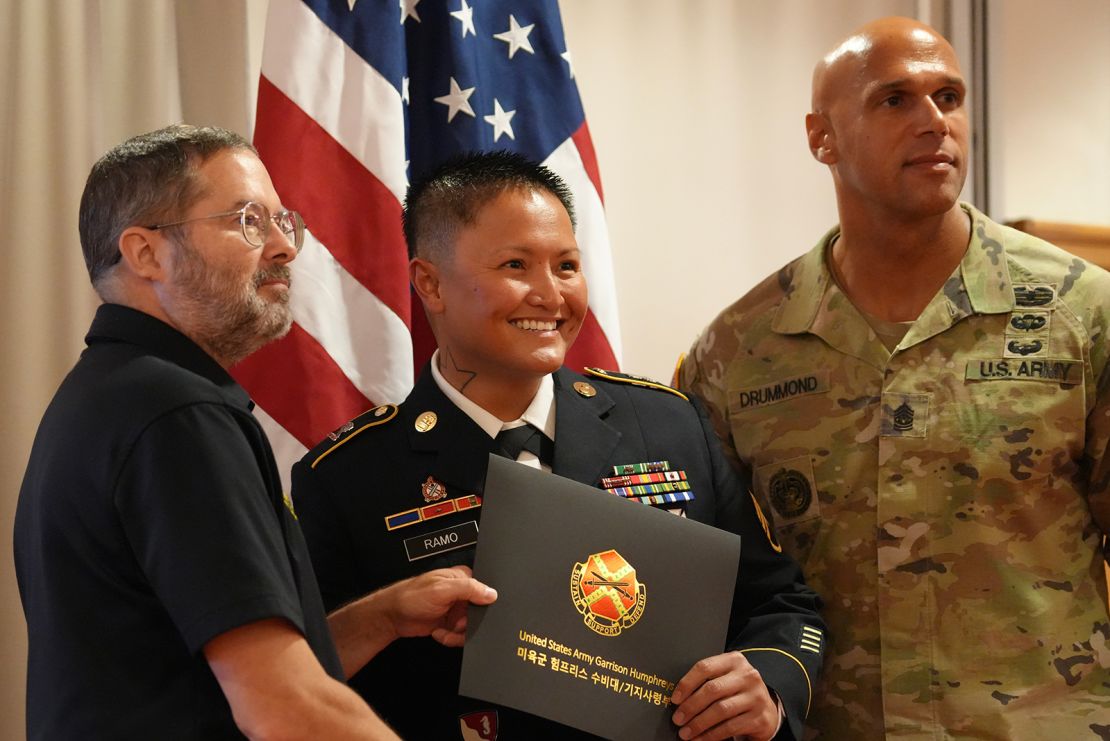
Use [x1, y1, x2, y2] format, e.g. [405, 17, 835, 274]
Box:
[750, 491, 782, 553]
[583, 367, 689, 401]
[671, 352, 687, 388]
[310, 404, 399, 469]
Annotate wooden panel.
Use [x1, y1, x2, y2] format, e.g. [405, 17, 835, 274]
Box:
[1006, 219, 1110, 271]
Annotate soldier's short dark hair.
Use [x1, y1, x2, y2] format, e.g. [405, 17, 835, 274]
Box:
[78, 124, 256, 288]
[402, 150, 576, 261]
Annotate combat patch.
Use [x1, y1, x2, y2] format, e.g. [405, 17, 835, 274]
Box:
[756, 455, 820, 527]
[965, 358, 1081, 385]
[730, 370, 830, 412]
[880, 393, 930, 438]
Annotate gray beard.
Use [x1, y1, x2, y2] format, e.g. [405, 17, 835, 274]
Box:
[168, 238, 293, 366]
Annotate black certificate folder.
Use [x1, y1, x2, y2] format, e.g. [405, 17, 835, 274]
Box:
[459, 455, 741, 741]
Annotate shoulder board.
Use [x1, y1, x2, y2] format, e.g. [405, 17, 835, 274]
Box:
[583, 367, 689, 401]
[671, 352, 687, 388]
[310, 404, 399, 469]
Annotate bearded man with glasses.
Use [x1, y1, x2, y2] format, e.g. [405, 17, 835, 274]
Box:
[15, 124, 496, 740]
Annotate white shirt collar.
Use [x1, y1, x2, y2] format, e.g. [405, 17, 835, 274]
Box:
[429, 350, 557, 441]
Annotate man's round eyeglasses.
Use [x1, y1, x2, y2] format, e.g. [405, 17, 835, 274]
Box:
[146, 201, 305, 251]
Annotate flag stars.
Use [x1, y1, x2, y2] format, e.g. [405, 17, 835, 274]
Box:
[493, 15, 535, 59]
[400, 0, 420, 24]
[484, 99, 516, 141]
[347, 0, 357, 10]
[450, 0, 476, 38]
[561, 50, 574, 79]
[434, 77, 476, 123]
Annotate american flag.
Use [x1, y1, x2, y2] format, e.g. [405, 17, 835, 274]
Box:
[234, 0, 621, 490]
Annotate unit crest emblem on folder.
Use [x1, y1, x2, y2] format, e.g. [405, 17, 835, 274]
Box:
[570, 549, 646, 637]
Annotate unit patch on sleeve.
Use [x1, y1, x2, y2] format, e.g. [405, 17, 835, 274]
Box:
[756, 455, 820, 528]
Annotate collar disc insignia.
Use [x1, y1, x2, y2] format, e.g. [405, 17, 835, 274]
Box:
[414, 411, 438, 432]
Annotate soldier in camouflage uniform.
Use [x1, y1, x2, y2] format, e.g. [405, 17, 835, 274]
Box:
[679, 16, 1110, 740]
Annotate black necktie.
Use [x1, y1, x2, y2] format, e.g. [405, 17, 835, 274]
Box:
[495, 424, 554, 467]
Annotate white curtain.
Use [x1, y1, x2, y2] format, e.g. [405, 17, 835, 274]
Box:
[0, 1, 264, 733]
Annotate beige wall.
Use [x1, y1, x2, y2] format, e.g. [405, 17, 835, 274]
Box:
[987, 0, 1110, 223]
[2, 2, 1109, 738]
[561, 0, 914, 382]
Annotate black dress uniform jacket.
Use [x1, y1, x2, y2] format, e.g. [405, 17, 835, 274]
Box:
[293, 365, 825, 740]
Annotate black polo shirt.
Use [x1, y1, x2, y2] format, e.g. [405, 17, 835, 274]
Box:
[15, 303, 342, 740]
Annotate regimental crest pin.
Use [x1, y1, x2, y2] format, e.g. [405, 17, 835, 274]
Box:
[421, 475, 447, 503]
[570, 549, 646, 637]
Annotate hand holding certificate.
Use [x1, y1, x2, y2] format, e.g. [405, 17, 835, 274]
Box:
[459, 455, 742, 740]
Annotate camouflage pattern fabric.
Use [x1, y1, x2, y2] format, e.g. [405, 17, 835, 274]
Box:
[679, 204, 1110, 740]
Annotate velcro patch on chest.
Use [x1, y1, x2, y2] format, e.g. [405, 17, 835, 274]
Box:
[730, 370, 830, 412]
[879, 393, 930, 438]
[965, 358, 1082, 385]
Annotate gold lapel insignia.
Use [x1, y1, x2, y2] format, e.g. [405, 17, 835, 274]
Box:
[414, 411, 438, 432]
[573, 381, 596, 398]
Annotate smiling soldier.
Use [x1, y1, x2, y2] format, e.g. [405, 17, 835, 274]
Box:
[292, 151, 825, 741]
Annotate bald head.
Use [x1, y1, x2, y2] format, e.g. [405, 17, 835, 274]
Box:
[812, 17, 962, 114]
[805, 16, 970, 223]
